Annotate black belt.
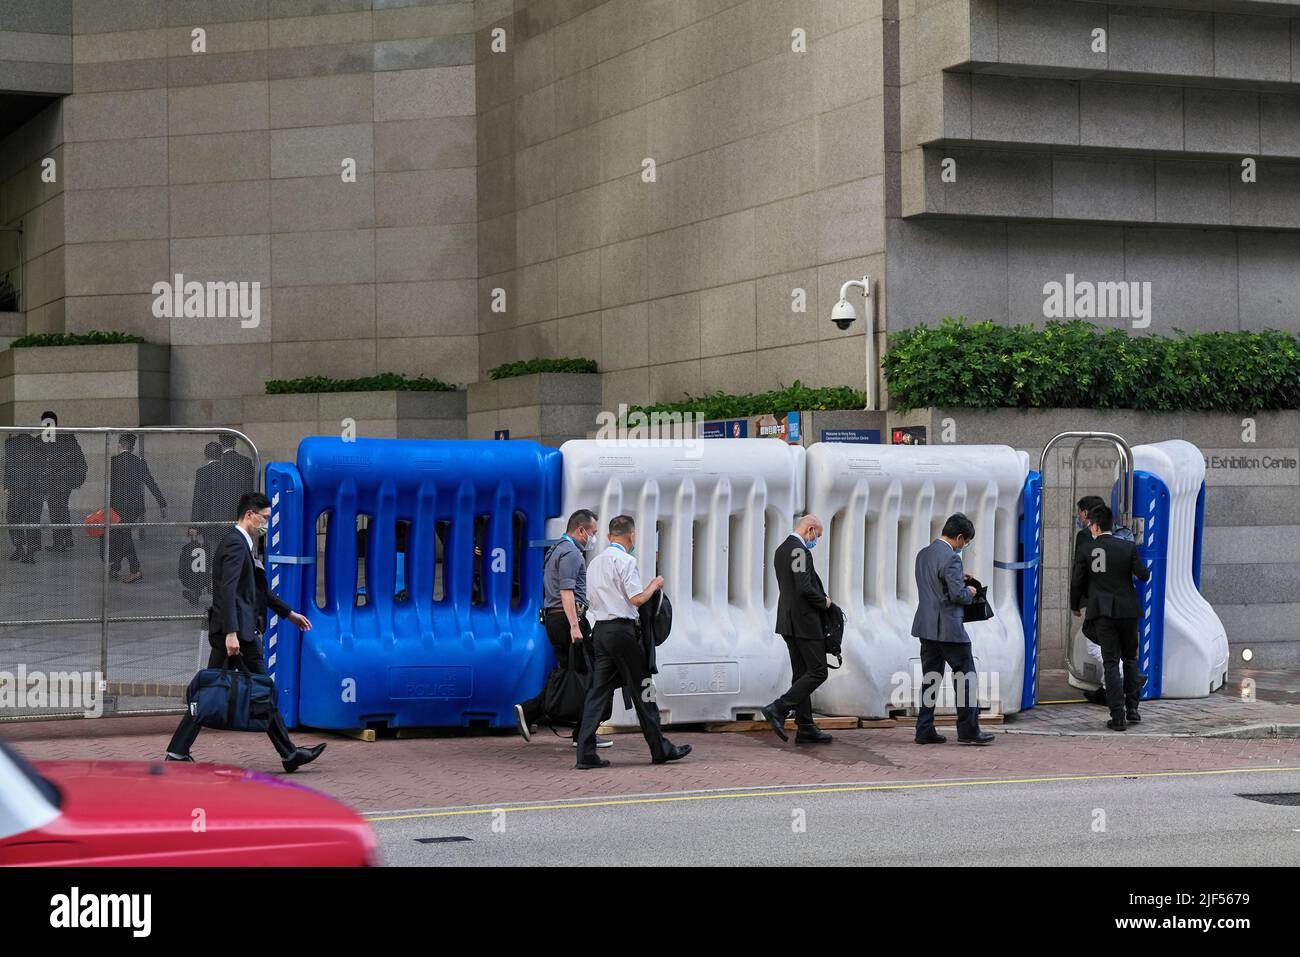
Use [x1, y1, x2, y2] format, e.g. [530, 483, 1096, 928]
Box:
[545, 604, 587, 615]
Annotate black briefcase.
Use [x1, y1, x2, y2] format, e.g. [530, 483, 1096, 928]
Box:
[542, 642, 592, 726]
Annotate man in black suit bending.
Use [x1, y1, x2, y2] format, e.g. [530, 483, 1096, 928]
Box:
[761, 514, 834, 744]
[1070, 504, 1151, 732]
[165, 491, 326, 771]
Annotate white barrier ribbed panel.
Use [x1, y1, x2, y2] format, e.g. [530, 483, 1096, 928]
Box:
[1133, 441, 1228, 697]
[805, 444, 1029, 718]
[553, 439, 806, 726]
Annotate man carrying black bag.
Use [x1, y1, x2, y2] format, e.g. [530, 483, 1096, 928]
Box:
[165, 492, 326, 772]
[513, 508, 612, 749]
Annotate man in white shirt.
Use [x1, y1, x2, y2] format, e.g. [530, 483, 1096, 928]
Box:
[574, 514, 692, 769]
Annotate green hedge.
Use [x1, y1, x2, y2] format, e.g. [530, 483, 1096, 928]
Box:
[487, 357, 597, 379]
[13, 331, 146, 348]
[265, 373, 457, 394]
[883, 319, 1300, 413]
[625, 381, 865, 420]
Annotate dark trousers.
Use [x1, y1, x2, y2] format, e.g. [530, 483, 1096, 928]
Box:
[915, 639, 982, 740]
[103, 509, 142, 573]
[6, 492, 39, 552]
[1093, 616, 1141, 718]
[519, 611, 609, 735]
[167, 633, 296, 759]
[773, 634, 829, 727]
[576, 619, 668, 764]
[46, 490, 74, 547]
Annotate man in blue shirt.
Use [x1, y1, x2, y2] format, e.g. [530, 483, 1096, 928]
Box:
[514, 509, 612, 748]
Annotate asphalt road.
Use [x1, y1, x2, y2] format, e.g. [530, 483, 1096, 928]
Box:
[363, 767, 1300, 866]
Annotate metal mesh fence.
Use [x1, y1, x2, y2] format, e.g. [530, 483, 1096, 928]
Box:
[0, 427, 259, 720]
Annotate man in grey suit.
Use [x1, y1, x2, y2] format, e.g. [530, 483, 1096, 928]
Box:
[911, 512, 994, 746]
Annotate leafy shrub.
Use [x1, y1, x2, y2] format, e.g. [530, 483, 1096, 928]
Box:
[487, 357, 597, 379]
[13, 330, 146, 348]
[265, 373, 457, 394]
[625, 381, 865, 420]
[883, 318, 1300, 413]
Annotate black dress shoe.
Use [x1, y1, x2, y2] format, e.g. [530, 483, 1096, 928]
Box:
[1106, 717, 1127, 732]
[795, 727, 833, 744]
[958, 731, 996, 745]
[575, 758, 610, 770]
[1126, 711, 1141, 723]
[164, 753, 195, 762]
[282, 743, 326, 772]
[652, 743, 692, 764]
[760, 703, 789, 742]
[915, 731, 947, 744]
[1083, 687, 1108, 705]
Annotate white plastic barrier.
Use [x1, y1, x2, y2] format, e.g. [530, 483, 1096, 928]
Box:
[805, 444, 1029, 718]
[1133, 440, 1228, 697]
[552, 439, 805, 726]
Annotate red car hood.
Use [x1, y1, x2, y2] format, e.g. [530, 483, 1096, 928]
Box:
[3, 760, 375, 867]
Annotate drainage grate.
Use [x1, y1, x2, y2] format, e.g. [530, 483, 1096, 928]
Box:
[415, 836, 474, 844]
[1238, 793, 1300, 806]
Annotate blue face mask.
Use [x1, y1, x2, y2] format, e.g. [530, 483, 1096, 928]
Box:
[805, 537, 818, 549]
[1075, 516, 1087, 531]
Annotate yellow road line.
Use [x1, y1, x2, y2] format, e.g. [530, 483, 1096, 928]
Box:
[364, 765, 1300, 822]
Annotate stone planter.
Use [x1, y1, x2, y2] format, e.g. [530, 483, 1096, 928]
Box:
[0, 342, 169, 426]
[242, 389, 467, 466]
[0, 312, 24, 350]
[889, 407, 1300, 669]
[467, 372, 602, 446]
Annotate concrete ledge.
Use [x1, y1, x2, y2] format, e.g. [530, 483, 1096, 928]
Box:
[0, 343, 170, 426]
[241, 388, 468, 465]
[467, 372, 602, 443]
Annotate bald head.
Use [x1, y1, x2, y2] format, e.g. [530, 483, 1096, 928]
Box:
[794, 514, 822, 542]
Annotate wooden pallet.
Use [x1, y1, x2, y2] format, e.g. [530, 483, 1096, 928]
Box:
[596, 716, 862, 735]
[859, 713, 1005, 728]
[309, 726, 377, 742]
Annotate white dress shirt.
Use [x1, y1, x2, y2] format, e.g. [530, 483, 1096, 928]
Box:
[586, 543, 642, 621]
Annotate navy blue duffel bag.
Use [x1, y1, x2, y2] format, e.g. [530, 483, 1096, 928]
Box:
[185, 657, 276, 732]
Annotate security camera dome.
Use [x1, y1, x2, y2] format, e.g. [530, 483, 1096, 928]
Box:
[831, 298, 857, 330]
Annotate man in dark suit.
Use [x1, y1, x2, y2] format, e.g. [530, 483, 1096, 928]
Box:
[761, 514, 833, 744]
[4, 431, 42, 563]
[165, 492, 326, 772]
[1071, 503, 1151, 731]
[185, 441, 223, 602]
[213, 433, 254, 526]
[38, 411, 87, 551]
[911, 512, 994, 745]
[107, 433, 166, 583]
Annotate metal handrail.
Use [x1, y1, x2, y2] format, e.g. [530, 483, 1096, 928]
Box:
[1035, 431, 1134, 682]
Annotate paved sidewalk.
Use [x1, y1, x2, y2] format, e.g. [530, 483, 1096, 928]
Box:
[1011, 668, 1300, 736]
[5, 712, 1298, 814]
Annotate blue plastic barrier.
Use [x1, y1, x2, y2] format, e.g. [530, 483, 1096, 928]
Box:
[1017, 470, 1044, 710]
[1122, 471, 1169, 700]
[268, 437, 562, 731]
